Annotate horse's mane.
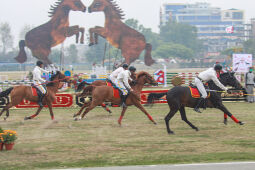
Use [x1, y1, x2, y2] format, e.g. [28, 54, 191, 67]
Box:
[48, 0, 64, 17]
[47, 71, 60, 87]
[136, 71, 150, 79]
[107, 0, 125, 20]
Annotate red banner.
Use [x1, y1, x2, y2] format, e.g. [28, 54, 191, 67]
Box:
[16, 94, 73, 108]
[140, 90, 168, 104]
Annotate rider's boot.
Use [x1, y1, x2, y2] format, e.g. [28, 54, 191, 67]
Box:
[121, 95, 127, 108]
[38, 92, 45, 107]
[194, 98, 205, 113]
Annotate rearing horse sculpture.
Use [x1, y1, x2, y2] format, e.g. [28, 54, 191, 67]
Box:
[88, 0, 155, 66]
[15, 0, 86, 65]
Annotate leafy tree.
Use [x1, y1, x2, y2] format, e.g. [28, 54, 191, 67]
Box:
[19, 25, 33, 40]
[85, 37, 107, 63]
[159, 22, 203, 55]
[243, 39, 255, 56]
[66, 44, 78, 63]
[0, 22, 14, 54]
[48, 48, 61, 64]
[153, 43, 194, 59]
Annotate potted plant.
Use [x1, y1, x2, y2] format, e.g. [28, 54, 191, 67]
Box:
[0, 127, 4, 151]
[2, 130, 17, 151]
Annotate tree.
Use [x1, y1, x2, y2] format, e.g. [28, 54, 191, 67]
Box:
[0, 22, 14, 54]
[153, 43, 194, 59]
[243, 39, 255, 56]
[48, 48, 61, 64]
[66, 44, 78, 63]
[159, 22, 203, 56]
[19, 25, 33, 40]
[85, 37, 107, 63]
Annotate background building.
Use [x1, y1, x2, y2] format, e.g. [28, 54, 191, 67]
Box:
[160, 2, 245, 56]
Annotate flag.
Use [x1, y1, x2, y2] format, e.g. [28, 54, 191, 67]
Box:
[226, 26, 234, 33]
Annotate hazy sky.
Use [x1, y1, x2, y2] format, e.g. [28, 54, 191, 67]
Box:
[0, 0, 255, 46]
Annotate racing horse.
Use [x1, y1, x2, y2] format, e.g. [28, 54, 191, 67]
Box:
[147, 72, 245, 134]
[15, 0, 86, 65]
[0, 71, 67, 120]
[73, 71, 158, 125]
[88, 0, 155, 66]
[75, 72, 137, 113]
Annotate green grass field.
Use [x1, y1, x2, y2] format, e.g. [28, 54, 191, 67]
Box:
[0, 102, 255, 170]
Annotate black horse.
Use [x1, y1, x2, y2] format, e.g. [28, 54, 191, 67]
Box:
[147, 72, 245, 134]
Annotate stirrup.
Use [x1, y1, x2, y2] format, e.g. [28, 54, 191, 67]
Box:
[38, 102, 43, 107]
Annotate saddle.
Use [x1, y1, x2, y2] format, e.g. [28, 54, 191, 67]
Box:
[31, 85, 47, 97]
[189, 83, 210, 98]
[106, 80, 121, 98]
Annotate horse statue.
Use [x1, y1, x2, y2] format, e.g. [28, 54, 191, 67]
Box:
[147, 72, 245, 134]
[73, 71, 158, 125]
[0, 71, 67, 121]
[88, 0, 155, 66]
[15, 0, 86, 65]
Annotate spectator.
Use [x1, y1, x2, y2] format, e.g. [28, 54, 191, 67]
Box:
[245, 67, 255, 103]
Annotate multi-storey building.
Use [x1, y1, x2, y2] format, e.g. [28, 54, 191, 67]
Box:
[160, 2, 245, 56]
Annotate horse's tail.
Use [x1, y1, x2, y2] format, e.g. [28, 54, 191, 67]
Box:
[15, 40, 27, 63]
[76, 81, 91, 92]
[147, 92, 167, 106]
[144, 43, 155, 66]
[0, 87, 13, 97]
[77, 85, 95, 97]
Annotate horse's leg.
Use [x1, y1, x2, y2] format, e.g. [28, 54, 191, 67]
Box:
[89, 26, 106, 46]
[24, 106, 43, 120]
[66, 25, 80, 43]
[133, 102, 157, 125]
[165, 107, 179, 134]
[179, 106, 199, 131]
[101, 103, 112, 114]
[79, 27, 85, 44]
[47, 103, 55, 120]
[118, 107, 127, 125]
[79, 103, 97, 120]
[73, 102, 90, 118]
[217, 103, 244, 125]
[224, 113, 228, 125]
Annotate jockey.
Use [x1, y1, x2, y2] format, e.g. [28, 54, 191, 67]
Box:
[109, 63, 129, 84]
[115, 67, 135, 108]
[32, 61, 50, 107]
[128, 66, 137, 83]
[194, 64, 229, 113]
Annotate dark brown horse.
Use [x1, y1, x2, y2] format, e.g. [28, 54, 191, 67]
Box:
[73, 71, 158, 125]
[88, 0, 155, 66]
[0, 71, 67, 121]
[15, 0, 86, 65]
[147, 72, 245, 134]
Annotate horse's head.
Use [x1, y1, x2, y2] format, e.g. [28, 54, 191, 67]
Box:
[136, 71, 158, 86]
[88, 0, 109, 13]
[219, 72, 243, 90]
[62, 0, 86, 12]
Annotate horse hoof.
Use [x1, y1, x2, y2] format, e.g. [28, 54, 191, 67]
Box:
[52, 120, 58, 124]
[195, 128, 199, 131]
[89, 43, 94, 46]
[168, 131, 175, 135]
[153, 122, 157, 125]
[224, 120, 228, 125]
[74, 117, 79, 121]
[24, 116, 30, 120]
[239, 121, 245, 125]
[73, 114, 77, 118]
[4, 117, 7, 121]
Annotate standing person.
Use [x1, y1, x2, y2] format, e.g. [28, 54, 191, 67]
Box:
[32, 61, 50, 107]
[109, 63, 129, 84]
[245, 67, 255, 103]
[194, 64, 229, 113]
[115, 67, 135, 108]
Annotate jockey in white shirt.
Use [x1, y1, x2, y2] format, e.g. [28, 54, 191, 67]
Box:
[109, 63, 129, 84]
[115, 66, 136, 107]
[32, 61, 50, 107]
[194, 64, 229, 113]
